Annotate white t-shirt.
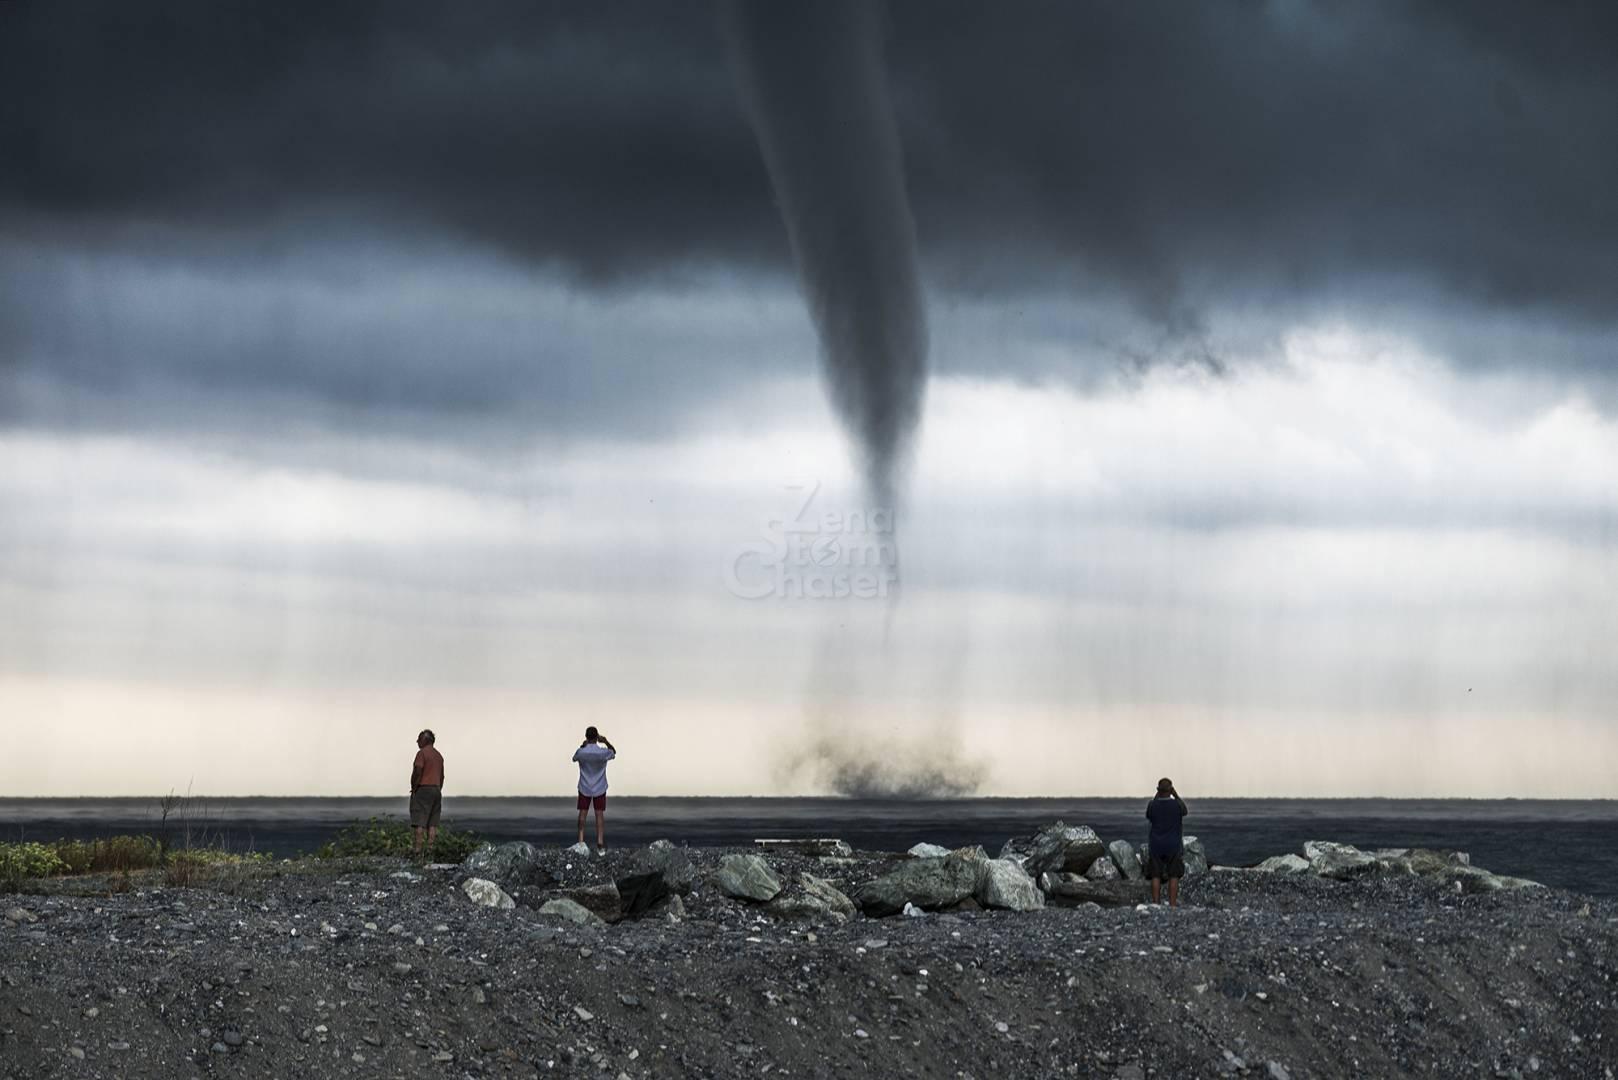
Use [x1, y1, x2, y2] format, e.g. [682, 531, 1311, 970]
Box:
[573, 743, 616, 797]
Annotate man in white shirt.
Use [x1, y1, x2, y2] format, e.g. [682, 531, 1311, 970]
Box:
[573, 726, 617, 855]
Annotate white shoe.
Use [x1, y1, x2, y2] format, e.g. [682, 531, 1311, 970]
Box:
[596, 846, 607, 856]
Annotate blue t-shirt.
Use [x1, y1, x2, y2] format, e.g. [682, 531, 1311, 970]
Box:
[1145, 796, 1187, 856]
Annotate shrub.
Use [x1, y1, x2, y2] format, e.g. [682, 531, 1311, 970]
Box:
[53, 835, 162, 875]
[316, 817, 483, 863]
[0, 842, 67, 890]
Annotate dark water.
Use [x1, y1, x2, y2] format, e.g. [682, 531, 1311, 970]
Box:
[3, 797, 1613, 897]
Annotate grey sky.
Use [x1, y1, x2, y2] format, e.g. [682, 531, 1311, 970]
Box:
[1, 1, 1615, 797]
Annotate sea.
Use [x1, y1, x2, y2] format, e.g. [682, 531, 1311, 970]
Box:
[2, 797, 1612, 898]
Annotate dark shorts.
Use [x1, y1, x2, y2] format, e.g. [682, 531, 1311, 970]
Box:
[1146, 850, 1184, 880]
[409, 785, 442, 829]
[577, 793, 606, 812]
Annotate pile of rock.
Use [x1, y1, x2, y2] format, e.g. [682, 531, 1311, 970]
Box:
[454, 825, 1545, 927]
[853, 822, 1223, 916]
[1250, 840, 1543, 892]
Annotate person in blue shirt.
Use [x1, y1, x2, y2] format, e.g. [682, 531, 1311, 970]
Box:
[1145, 777, 1189, 907]
[573, 726, 617, 855]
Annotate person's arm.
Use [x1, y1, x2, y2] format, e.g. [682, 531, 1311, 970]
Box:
[1172, 787, 1188, 817]
[601, 735, 616, 755]
[411, 751, 423, 793]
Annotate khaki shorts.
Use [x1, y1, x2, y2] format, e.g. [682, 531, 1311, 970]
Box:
[410, 785, 442, 829]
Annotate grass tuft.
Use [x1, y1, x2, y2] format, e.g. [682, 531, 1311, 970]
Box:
[316, 816, 483, 862]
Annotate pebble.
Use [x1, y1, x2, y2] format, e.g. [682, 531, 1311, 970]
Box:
[222, 1029, 244, 1047]
[574, 1006, 595, 1021]
[994, 1021, 1009, 1034]
[69, 1047, 85, 1060]
[392, 963, 413, 974]
[1267, 1064, 1292, 1080]
[108, 1041, 130, 1051]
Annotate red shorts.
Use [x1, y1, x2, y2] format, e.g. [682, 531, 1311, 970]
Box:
[577, 793, 606, 811]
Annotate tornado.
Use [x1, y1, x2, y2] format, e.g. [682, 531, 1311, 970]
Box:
[723, 0, 927, 513]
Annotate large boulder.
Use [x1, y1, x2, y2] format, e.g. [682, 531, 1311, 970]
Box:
[1041, 877, 1150, 908]
[538, 898, 605, 926]
[856, 854, 983, 917]
[461, 878, 516, 910]
[615, 840, 698, 917]
[564, 883, 622, 922]
[629, 839, 698, 892]
[713, 854, 783, 902]
[1303, 841, 1379, 880]
[1012, 822, 1106, 878]
[462, 842, 546, 888]
[976, 858, 1044, 911]
[1252, 854, 1311, 874]
[908, 843, 950, 858]
[764, 874, 857, 922]
[1183, 836, 1210, 876]
[1085, 855, 1121, 881]
[1107, 839, 1143, 881]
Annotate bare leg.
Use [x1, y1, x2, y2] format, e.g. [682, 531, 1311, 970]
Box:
[1150, 877, 1161, 904]
[595, 810, 606, 849]
[1168, 877, 1180, 908]
[412, 827, 423, 856]
[427, 825, 438, 854]
[577, 809, 588, 845]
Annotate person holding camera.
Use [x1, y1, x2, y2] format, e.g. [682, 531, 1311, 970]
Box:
[1145, 777, 1189, 907]
[573, 726, 617, 855]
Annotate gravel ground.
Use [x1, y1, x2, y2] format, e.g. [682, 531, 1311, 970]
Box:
[3, 844, 1616, 1079]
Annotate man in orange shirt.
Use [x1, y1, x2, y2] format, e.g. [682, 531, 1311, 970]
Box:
[410, 729, 445, 857]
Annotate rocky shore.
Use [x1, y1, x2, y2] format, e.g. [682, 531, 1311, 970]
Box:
[3, 826, 1615, 1079]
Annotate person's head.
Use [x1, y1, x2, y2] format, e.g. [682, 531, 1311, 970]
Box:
[1157, 777, 1174, 796]
[584, 725, 599, 743]
[418, 729, 436, 748]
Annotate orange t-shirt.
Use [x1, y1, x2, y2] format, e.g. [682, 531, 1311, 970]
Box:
[412, 746, 444, 789]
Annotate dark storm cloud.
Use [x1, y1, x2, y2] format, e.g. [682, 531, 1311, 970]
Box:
[2, 0, 1616, 389]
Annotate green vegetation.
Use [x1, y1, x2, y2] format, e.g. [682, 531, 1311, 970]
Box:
[0, 842, 68, 890]
[51, 835, 163, 875]
[0, 835, 269, 892]
[316, 816, 483, 863]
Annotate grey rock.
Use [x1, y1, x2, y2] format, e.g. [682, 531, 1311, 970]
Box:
[950, 845, 989, 861]
[626, 840, 696, 891]
[460, 878, 516, 910]
[713, 853, 783, 902]
[1085, 855, 1121, 881]
[565, 883, 623, 922]
[856, 853, 983, 917]
[4, 907, 37, 924]
[1183, 835, 1210, 876]
[1253, 854, 1311, 874]
[753, 838, 852, 857]
[1107, 839, 1144, 881]
[1013, 821, 1107, 878]
[565, 841, 591, 855]
[907, 843, 950, 858]
[222, 1029, 244, 1047]
[462, 842, 544, 887]
[1303, 840, 1379, 880]
[764, 873, 856, 922]
[1041, 877, 1151, 908]
[1267, 1063, 1292, 1080]
[538, 899, 606, 926]
[976, 858, 1045, 911]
